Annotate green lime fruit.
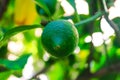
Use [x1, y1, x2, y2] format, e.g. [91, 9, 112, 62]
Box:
[36, 0, 57, 16]
[41, 20, 79, 58]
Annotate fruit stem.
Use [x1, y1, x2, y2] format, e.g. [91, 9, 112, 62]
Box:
[74, 11, 104, 27]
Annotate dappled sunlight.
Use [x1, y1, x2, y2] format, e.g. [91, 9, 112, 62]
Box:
[61, 0, 89, 16]
[85, 31, 112, 47]
[109, 0, 120, 19]
[8, 75, 21, 80]
[74, 46, 80, 54]
[0, 0, 120, 80]
[100, 18, 115, 40]
[61, 0, 115, 47]
[85, 35, 92, 43]
[8, 54, 18, 60]
[35, 28, 43, 37]
[8, 41, 24, 54]
[38, 74, 48, 80]
[76, 0, 89, 15]
[61, 0, 74, 16]
[92, 32, 104, 47]
[22, 56, 34, 79]
[43, 52, 50, 61]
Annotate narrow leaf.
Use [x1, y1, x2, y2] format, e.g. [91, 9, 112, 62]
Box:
[34, 0, 51, 16]
[67, 0, 80, 21]
[0, 54, 31, 70]
[67, 0, 76, 9]
[52, 2, 65, 19]
[0, 24, 41, 48]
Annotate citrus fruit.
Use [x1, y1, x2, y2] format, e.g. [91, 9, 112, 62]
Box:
[41, 20, 79, 58]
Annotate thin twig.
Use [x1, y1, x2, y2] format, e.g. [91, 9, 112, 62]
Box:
[76, 1, 99, 80]
[104, 15, 120, 39]
[75, 11, 104, 27]
[76, 62, 120, 80]
[100, 0, 116, 72]
[102, 0, 108, 12]
[101, 0, 120, 66]
[101, 0, 120, 39]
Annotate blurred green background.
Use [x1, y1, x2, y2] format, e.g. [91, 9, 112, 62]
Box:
[1, 0, 120, 80]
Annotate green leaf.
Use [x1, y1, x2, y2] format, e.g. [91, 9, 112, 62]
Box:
[44, 0, 57, 14]
[106, 0, 115, 8]
[112, 17, 120, 47]
[0, 24, 41, 48]
[67, 0, 80, 22]
[0, 54, 31, 70]
[0, 71, 12, 80]
[67, 0, 76, 10]
[52, 2, 65, 19]
[34, 0, 51, 16]
[112, 17, 120, 28]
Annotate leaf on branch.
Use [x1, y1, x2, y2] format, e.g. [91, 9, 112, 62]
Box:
[34, 0, 51, 16]
[0, 24, 41, 48]
[0, 54, 31, 70]
[67, 0, 76, 10]
[112, 17, 120, 28]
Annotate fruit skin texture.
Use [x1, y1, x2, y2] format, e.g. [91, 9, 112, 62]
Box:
[41, 20, 79, 58]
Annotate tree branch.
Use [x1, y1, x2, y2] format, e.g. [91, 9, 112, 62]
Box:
[104, 15, 120, 39]
[76, 62, 120, 80]
[101, 0, 120, 40]
[76, 1, 99, 80]
[75, 11, 104, 27]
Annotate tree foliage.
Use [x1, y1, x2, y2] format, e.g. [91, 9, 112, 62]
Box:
[0, 0, 120, 80]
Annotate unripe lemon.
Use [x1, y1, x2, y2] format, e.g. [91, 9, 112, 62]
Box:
[41, 20, 79, 58]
